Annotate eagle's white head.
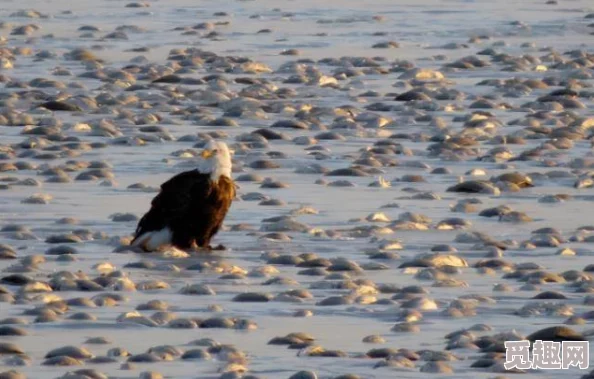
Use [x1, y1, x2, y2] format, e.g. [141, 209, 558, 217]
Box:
[198, 140, 232, 181]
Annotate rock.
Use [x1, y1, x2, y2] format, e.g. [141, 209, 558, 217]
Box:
[399, 68, 445, 81]
[260, 218, 309, 233]
[0, 371, 26, 379]
[179, 284, 216, 295]
[420, 361, 454, 374]
[0, 326, 28, 336]
[167, 318, 198, 329]
[0, 343, 24, 355]
[362, 335, 386, 344]
[181, 349, 211, 360]
[289, 371, 317, 379]
[391, 322, 421, 333]
[399, 253, 468, 268]
[400, 297, 438, 310]
[61, 370, 107, 379]
[42, 356, 83, 366]
[21, 193, 53, 204]
[532, 291, 567, 300]
[109, 213, 138, 222]
[494, 172, 533, 188]
[38, 101, 82, 112]
[527, 326, 585, 343]
[499, 211, 532, 223]
[233, 292, 272, 302]
[316, 295, 353, 306]
[326, 168, 369, 177]
[447, 181, 500, 195]
[45, 346, 93, 360]
[127, 353, 162, 363]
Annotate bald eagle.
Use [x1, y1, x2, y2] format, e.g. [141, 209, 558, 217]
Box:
[131, 140, 235, 251]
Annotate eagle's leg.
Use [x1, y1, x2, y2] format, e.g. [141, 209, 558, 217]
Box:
[171, 228, 194, 250]
[190, 236, 213, 252]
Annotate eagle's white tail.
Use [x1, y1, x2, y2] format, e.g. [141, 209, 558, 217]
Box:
[132, 228, 172, 251]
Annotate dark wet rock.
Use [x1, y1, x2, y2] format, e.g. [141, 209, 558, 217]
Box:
[180, 284, 215, 295]
[137, 300, 169, 311]
[45, 234, 83, 244]
[269, 332, 315, 346]
[1, 274, 34, 286]
[362, 335, 386, 344]
[200, 317, 235, 329]
[232, 292, 272, 302]
[252, 129, 287, 140]
[479, 205, 513, 218]
[42, 356, 84, 366]
[447, 181, 500, 195]
[109, 213, 138, 222]
[271, 120, 309, 130]
[325, 168, 369, 177]
[298, 268, 328, 276]
[288, 371, 317, 379]
[372, 41, 400, 49]
[315, 132, 345, 141]
[181, 349, 211, 360]
[38, 101, 82, 112]
[420, 361, 454, 373]
[316, 295, 353, 306]
[493, 172, 533, 188]
[84, 336, 111, 345]
[0, 343, 25, 355]
[367, 251, 400, 260]
[395, 90, 432, 102]
[0, 318, 27, 325]
[0, 371, 26, 379]
[147, 345, 183, 359]
[249, 160, 281, 169]
[0, 245, 17, 260]
[0, 326, 27, 336]
[300, 346, 347, 357]
[127, 353, 163, 363]
[152, 74, 182, 83]
[500, 211, 532, 223]
[527, 326, 585, 343]
[532, 291, 568, 300]
[328, 180, 355, 187]
[267, 254, 303, 265]
[327, 258, 362, 272]
[45, 245, 78, 255]
[167, 319, 198, 329]
[66, 368, 110, 377]
[45, 346, 93, 360]
[391, 322, 421, 333]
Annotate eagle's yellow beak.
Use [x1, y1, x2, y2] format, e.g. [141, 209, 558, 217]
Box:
[200, 149, 214, 159]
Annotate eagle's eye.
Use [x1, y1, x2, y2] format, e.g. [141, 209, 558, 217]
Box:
[212, 149, 219, 154]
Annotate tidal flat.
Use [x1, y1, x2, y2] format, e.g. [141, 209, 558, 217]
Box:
[0, 0, 593, 378]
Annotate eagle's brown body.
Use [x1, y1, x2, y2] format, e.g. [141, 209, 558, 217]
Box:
[131, 170, 235, 250]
